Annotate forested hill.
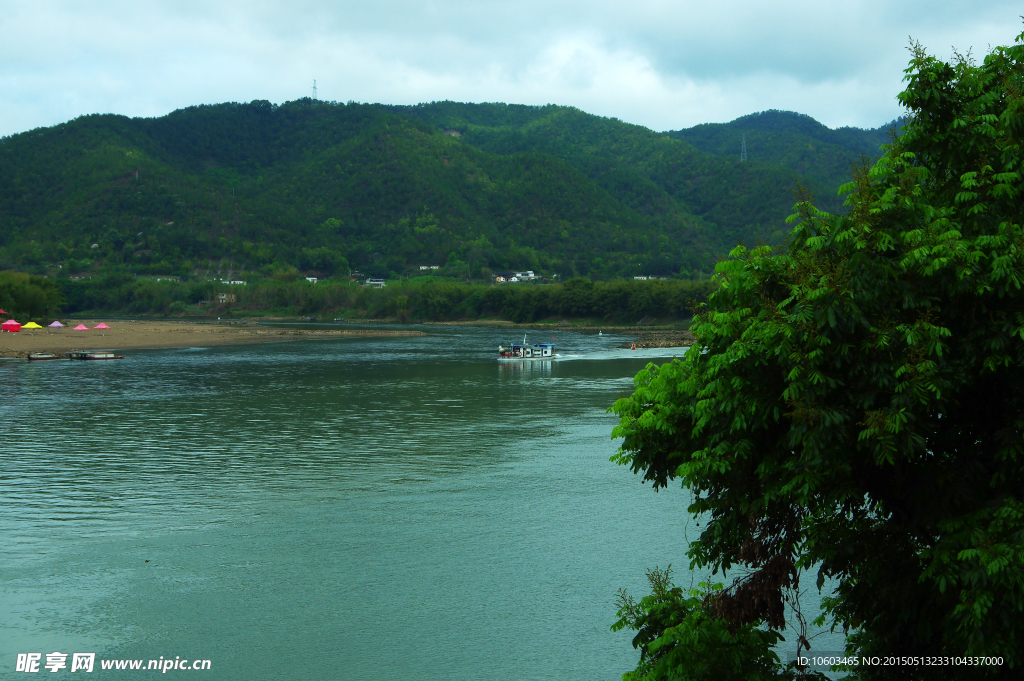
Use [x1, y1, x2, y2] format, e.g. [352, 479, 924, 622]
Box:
[386, 102, 842, 247]
[0, 100, 892, 282]
[665, 110, 905, 199]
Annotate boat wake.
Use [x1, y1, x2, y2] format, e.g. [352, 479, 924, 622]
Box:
[555, 347, 690, 362]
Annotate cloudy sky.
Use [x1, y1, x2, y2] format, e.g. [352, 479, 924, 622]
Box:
[1, 1, 1020, 137]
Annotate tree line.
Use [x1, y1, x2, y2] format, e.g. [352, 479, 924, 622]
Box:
[50, 275, 714, 323]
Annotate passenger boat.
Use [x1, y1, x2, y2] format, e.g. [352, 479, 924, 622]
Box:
[498, 336, 555, 360]
[28, 353, 61, 361]
[69, 352, 125, 360]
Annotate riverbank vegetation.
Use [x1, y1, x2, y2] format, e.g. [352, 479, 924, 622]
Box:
[0, 271, 64, 320]
[612, 32, 1024, 679]
[48, 275, 714, 324]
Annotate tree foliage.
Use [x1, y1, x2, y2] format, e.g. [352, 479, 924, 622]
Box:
[0, 271, 64, 320]
[612, 567, 826, 681]
[611, 32, 1024, 680]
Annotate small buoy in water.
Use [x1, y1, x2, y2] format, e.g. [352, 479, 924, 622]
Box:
[631, 342, 636, 350]
[598, 331, 602, 336]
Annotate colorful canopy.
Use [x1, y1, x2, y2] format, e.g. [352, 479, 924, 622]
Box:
[1, 319, 21, 332]
[94, 323, 111, 329]
[73, 324, 90, 331]
[48, 321, 64, 328]
[22, 321, 42, 329]
[0, 309, 6, 315]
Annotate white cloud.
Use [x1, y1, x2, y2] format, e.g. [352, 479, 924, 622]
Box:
[0, 0, 1020, 136]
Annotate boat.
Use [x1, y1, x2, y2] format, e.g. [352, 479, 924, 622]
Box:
[498, 336, 555, 360]
[28, 353, 61, 361]
[69, 352, 125, 360]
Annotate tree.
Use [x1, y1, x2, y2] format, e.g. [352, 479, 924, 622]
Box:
[0, 271, 64, 319]
[612, 567, 823, 681]
[611, 32, 1024, 680]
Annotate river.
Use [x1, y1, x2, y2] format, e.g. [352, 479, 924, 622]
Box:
[0, 325, 839, 679]
[1, 327, 704, 679]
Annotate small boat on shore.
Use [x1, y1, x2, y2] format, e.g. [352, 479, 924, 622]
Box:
[69, 352, 125, 361]
[28, 353, 61, 361]
[498, 336, 555, 360]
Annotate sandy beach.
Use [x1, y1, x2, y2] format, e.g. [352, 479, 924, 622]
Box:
[0, 320, 426, 358]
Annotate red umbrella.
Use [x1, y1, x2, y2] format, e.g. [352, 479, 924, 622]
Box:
[73, 324, 90, 331]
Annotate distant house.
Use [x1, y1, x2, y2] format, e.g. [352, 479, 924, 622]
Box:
[633, 276, 649, 281]
[216, 293, 237, 303]
[305, 277, 318, 284]
[513, 271, 536, 280]
[364, 278, 386, 288]
[444, 130, 462, 137]
[494, 276, 506, 283]
[419, 265, 440, 271]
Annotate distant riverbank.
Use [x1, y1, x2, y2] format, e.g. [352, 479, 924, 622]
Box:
[0, 321, 425, 357]
[625, 329, 694, 348]
[424, 320, 694, 348]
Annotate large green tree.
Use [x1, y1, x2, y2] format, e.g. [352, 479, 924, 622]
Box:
[612, 32, 1024, 680]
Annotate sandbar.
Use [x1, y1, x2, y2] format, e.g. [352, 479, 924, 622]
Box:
[0, 320, 425, 358]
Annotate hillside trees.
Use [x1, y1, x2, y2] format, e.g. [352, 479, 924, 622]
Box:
[1, 97, 898, 281]
[611, 32, 1024, 680]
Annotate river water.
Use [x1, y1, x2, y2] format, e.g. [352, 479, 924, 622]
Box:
[0, 326, 836, 679]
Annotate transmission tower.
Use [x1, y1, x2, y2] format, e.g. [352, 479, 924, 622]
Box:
[312, 79, 318, 100]
[740, 133, 747, 162]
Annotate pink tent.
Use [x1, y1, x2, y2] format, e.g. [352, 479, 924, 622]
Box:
[94, 323, 111, 329]
[1, 319, 20, 332]
[73, 324, 90, 331]
[48, 321, 64, 328]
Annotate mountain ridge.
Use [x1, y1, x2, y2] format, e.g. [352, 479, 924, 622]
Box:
[0, 100, 897, 281]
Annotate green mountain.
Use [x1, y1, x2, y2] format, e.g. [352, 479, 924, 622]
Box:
[387, 102, 838, 245]
[0, 100, 897, 282]
[665, 109, 905, 201]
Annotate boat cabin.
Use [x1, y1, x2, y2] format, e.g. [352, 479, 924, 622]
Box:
[499, 341, 554, 359]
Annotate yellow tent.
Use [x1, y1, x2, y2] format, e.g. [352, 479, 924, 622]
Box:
[22, 322, 42, 329]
